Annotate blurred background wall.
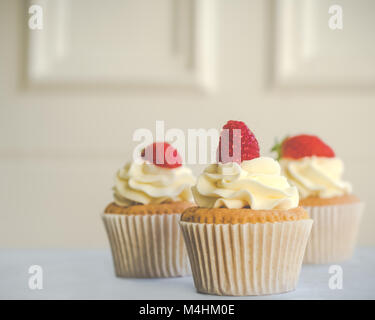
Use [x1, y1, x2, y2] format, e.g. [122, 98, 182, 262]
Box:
[1, 0, 374, 248]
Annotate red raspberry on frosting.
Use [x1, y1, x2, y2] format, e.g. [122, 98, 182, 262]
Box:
[217, 120, 260, 164]
[141, 142, 182, 169]
[272, 134, 335, 160]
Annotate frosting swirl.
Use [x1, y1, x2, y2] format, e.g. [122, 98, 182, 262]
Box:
[113, 161, 196, 206]
[279, 156, 352, 199]
[192, 157, 299, 210]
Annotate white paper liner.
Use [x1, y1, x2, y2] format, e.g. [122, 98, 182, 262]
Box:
[102, 213, 191, 278]
[180, 219, 313, 296]
[303, 202, 364, 264]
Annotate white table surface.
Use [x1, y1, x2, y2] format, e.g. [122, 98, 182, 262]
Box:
[1, 247, 374, 300]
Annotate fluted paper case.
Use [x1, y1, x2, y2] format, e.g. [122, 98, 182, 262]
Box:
[180, 219, 313, 296]
[102, 213, 191, 278]
[303, 202, 364, 264]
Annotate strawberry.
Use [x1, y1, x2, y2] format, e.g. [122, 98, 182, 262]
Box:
[271, 134, 335, 160]
[217, 120, 260, 164]
[141, 142, 182, 168]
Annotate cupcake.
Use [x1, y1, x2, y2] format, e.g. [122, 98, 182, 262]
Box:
[180, 121, 313, 296]
[274, 134, 364, 264]
[102, 142, 196, 278]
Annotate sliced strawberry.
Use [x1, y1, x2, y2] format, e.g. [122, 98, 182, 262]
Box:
[217, 120, 260, 164]
[141, 142, 182, 168]
[272, 134, 335, 160]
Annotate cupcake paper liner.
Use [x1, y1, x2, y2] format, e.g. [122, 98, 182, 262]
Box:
[102, 213, 191, 278]
[303, 202, 364, 264]
[180, 219, 313, 296]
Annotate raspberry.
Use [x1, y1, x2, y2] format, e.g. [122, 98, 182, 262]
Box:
[272, 134, 335, 160]
[217, 120, 260, 164]
[141, 142, 182, 168]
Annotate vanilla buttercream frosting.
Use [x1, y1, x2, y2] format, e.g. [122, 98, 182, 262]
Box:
[113, 161, 196, 206]
[192, 157, 299, 210]
[279, 156, 352, 199]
